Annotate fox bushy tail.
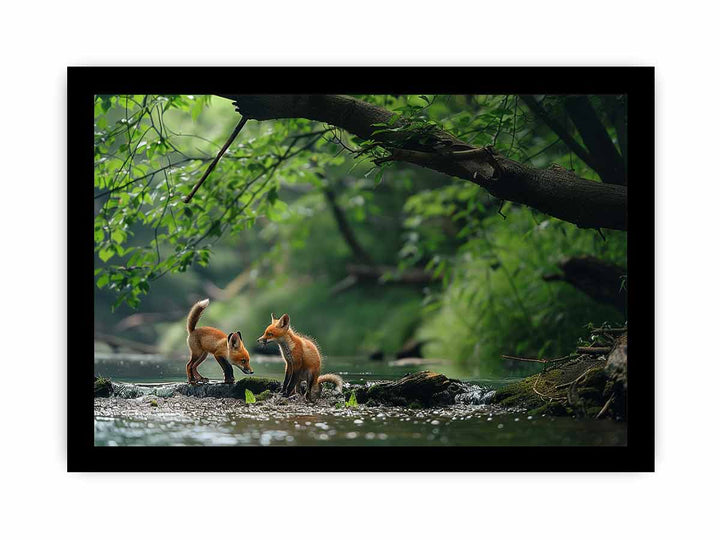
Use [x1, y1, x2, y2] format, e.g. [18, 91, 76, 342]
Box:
[187, 299, 210, 333]
[318, 373, 344, 393]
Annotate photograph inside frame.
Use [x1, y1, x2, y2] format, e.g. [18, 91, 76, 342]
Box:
[92, 90, 631, 449]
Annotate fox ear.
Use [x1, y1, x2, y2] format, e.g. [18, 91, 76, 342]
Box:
[228, 332, 240, 349]
[270, 312, 277, 322]
[278, 314, 290, 328]
[236, 331, 243, 342]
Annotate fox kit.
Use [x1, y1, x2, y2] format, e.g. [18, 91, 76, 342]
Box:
[185, 299, 253, 384]
[257, 313, 343, 401]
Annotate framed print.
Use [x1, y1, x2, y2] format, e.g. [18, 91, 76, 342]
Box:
[70, 67, 654, 471]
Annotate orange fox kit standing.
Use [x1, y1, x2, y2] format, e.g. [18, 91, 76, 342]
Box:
[185, 299, 253, 384]
[257, 313, 342, 401]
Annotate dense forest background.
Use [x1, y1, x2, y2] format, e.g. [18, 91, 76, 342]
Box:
[94, 94, 626, 377]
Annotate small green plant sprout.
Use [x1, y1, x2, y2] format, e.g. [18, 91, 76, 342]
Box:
[245, 389, 256, 404]
[256, 390, 271, 402]
[346, 391, 358, 408]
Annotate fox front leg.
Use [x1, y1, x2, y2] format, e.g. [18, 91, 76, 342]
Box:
[216, 356, 235, 384]
[280, 363, 293, 394]
[283, 370, 300, 398]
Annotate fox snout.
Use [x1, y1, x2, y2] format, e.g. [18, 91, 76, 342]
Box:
[240, 366, 254, 375]
[257, 336, 268, 345]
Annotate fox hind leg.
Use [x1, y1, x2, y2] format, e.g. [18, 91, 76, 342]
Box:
[305, 372, 319, 403]
[186, 353, 200, 384]
[191, 352, 209, 383]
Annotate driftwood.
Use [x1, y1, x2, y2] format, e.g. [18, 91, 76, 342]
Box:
[576, 346, 612, 355]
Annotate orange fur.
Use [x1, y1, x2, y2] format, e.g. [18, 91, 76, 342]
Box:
[257, 313, 343, 401]
[185, 299, 253, 384]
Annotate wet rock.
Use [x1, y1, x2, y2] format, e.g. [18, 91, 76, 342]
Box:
[94, 377, 113, 397]
[454, 385, 496, 405]
[605, 334, 627, 390]
[105, 378, 280, 400]
[112, 382, 155, 398]
[173, 378, 281, 399]
[352, 371, 471, 407]
[99, 371, 475, 409]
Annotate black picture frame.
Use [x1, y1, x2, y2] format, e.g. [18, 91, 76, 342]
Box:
[70, 67, 654, 472]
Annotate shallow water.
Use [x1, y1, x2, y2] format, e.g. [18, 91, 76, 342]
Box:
[94, 354, 627, 447]
[94, 352, 478, 384]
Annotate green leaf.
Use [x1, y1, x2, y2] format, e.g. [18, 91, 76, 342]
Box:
[111, 229, 126, 244]
[98, 247, 114, 262]
[96, 274, 109, 288]
[245, 389, 256, 404]
[374, 169, 384, 186]
[345, 391, 358, 408]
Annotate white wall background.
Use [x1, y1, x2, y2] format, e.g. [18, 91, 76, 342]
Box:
[1, 2, 717, 538]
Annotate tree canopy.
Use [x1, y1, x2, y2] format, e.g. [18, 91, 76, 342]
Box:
[94, 94, 626, 373]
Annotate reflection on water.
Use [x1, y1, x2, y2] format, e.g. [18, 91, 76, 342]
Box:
[94, 354, 627, 447]
[95, 394, 626, 447]
[94, 352, 466, 384]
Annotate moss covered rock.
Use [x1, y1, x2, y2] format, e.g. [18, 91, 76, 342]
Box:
[94, 376, 113, 397]
[490, 348, 627, 419]
[350, 370, 468, 407]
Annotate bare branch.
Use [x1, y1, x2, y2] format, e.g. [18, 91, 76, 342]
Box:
[183, 116, 248, 203]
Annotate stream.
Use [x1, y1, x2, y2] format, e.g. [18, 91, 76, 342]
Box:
[94, 353, 627, 447]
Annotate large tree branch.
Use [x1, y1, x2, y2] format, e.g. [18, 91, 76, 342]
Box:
[543, 256, 626, 313]
[563, 96, 626, 186]
[220, 95, 627, 230]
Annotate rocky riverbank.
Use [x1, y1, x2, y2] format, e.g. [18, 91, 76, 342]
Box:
[490, 333, 627, 419]
[96, 330, 627, 420]
[96, 370, 496, 408]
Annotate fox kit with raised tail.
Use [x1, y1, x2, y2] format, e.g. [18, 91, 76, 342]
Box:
[257, 313, 343, 401]
[185, 299, 253, 384]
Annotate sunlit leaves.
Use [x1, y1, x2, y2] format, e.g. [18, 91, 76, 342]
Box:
[94, 92, 624, 316]
[94, 94, 328, 308]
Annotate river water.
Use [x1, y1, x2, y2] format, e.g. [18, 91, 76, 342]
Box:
[94, 353, 627, 447]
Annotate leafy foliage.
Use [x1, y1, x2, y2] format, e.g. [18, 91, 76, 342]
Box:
[95, 94, 627, 375]
[94, 95, 340, 308]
